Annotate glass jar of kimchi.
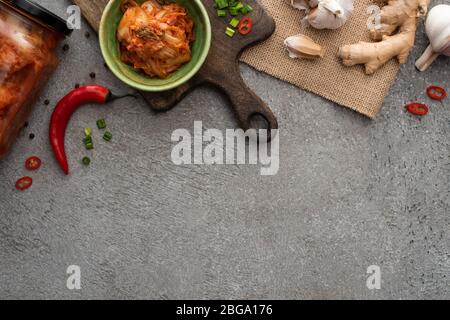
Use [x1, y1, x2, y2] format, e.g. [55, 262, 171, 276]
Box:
[0, 0, 71, 158]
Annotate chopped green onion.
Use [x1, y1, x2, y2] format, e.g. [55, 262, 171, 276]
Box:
[217, 9, 227, 17]
[230, 18, 240, 28]
[225, 27, 236, 37]
[216, 0, 254, 38]
[241, 4, 253, 14]
[96, 119, 106, 129]
[103, 131, 113, 142]
[83, 135, 92, 144]
[234, 2, 244, 11]
[82, 156, 91, 165]
[83, 135, 93, 149]
[215, 0, 228, 9]
[229, 7, 239, 16]
[84, 127, 92, 136]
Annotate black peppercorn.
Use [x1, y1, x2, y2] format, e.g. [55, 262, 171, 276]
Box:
[89, 72, 96, 79]
[85, 31, 90, 38]
[29, 133, 35, 140]
[44, 99, 50, 105]
[62, 44, 70, 52]
[75, 83, 80, 89]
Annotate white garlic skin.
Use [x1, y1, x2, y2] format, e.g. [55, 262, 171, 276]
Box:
[306, 0, 354, 30]
[288, 0, 354, 30]
[425, 4, 450, 56]
[284, 34, 324, 59]
[415, 4, 450, 71]
[290, 0, 310, 10]
[289, 0, 319, 11]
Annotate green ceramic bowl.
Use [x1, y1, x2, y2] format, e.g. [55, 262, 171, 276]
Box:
[99, 0, 211, 92]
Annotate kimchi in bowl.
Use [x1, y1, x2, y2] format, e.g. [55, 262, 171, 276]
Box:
[100, 0, 211, 92]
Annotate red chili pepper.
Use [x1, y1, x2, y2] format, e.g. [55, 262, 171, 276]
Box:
[49, 85, 135, 175]
[405, 102, 429, 116]
[16, 176, 33, 191]
[25, 156, 42, 170]
[238, 17, 253, 35]
[426, 85, 447, 101]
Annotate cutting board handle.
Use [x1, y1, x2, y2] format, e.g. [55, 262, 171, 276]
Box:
[213, 76, 279, 133]
[142, 74, 279, 133]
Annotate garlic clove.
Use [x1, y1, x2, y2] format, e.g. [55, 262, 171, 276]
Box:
[289, 0, 310, 11]
[321, 0, 344, 17]
[290, 0, 353, 30]
[306, 0, 353, 30]
[289, 0, 318, 10]
[309, 0, 319, 8]
[307, 6, 344, 29]
[284, 34, 324, 59]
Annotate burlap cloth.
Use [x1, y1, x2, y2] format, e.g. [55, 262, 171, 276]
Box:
[241, 0, 400, 118]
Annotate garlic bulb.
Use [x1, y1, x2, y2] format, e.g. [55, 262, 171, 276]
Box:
[290, 0, 318, 10]
[284, 34, 324, 59]
[415, 4, 450, 72]
[307, 0, 353, 29]
[289, 0, 353, 30]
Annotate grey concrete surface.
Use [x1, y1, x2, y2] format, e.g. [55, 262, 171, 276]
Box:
[0, 0, 449, 300]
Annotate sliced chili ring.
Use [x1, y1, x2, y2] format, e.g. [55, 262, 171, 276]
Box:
[25, 156, 41, 171]
[238, 17, 253, 35]
[426, 86, 447, 101]
[15, 176, 33, 191]
[405, 102, 429, 116]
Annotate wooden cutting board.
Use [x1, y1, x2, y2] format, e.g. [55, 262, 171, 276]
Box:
[72, 0, 278, 131]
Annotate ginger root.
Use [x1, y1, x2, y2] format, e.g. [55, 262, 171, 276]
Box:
[339, 0, 430, 74]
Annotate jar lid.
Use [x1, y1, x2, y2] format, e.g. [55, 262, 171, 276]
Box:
[10, 0, 73, 36]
